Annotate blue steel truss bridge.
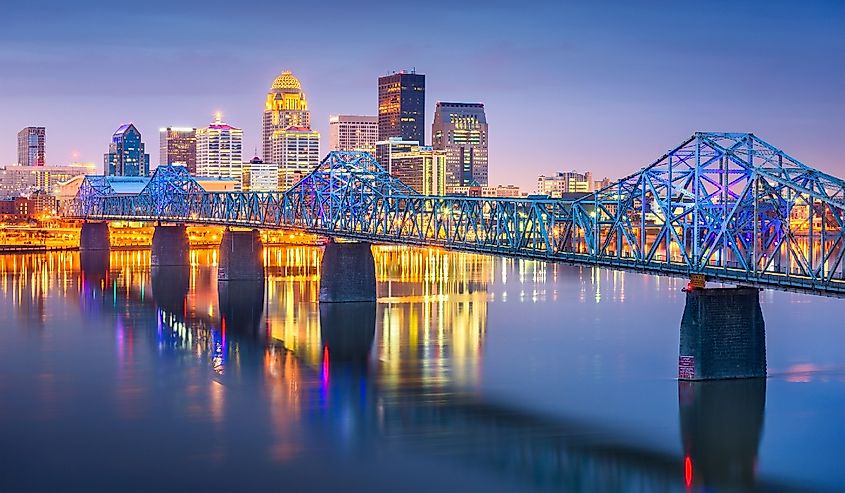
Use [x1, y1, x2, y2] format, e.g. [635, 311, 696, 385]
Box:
[65, 132, 845, 297]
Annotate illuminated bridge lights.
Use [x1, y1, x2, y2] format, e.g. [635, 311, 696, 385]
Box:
[65, 134, 845, 296]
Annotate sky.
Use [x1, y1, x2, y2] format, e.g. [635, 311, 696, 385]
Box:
[0, 0, 843, 191]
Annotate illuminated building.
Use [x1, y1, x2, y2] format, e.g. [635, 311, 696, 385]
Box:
[375, 138, 445, 195]
[536, 171, 593, 197]
[378, 70, 425, 143]
[328, 115, 378, 154]
[272, 127, 320, 189]
[0, 162, 96, 198]
[104, 123, 150, 177]
[196, 113, 243, 185]
[448, 184, 523, 197]
[159, 127, 197, 173]
[17, 127, 45, 167]
[242, 156, 278, 192]
[432, 102, 488, 187]
[263, 70, 310, 162]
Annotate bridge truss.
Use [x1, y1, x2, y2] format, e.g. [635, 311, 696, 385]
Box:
[65, 132, 845, 295]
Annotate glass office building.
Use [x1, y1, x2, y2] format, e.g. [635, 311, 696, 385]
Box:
[104, 123, 150, 177]
[378, 71, 425, 145]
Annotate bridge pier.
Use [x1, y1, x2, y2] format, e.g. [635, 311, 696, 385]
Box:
[151, 224, 190, 266]
[217, 228, 264, 281]
[679, 287, 766, 380]
[79, 221, 110, 251]
[319, 241, 376, 303]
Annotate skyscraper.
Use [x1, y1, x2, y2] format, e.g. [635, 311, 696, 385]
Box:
[263, 70, 310, 162]
[271, 127, 320, 189]
[159, 127, 197, 173]
[432, 102, 488, 187]
[196, 113, 243, 182]
[17, 127, 45, 167]
[378, 71, 425, 144]
[328, 115, 378, 155]
[104, 123, 150, 176]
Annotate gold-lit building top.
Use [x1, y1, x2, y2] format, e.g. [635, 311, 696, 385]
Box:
[271, 70, 302, 91]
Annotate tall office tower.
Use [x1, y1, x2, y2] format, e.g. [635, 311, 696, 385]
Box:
[378, 70, 425, 144]
[104, 123, 150, 176]
[328, 115, 379, 154]
[263, 70, 311, 161]
[375, 138, 446, 195]
[196, 113, 243, 182]
[159, 127, 197, 173]
[17, 127, 46, 167]
[271, 127, 320, 189]
[432, 102, 488, 187]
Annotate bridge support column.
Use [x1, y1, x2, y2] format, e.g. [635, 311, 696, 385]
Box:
[79, 221, 110, 251]
[679, 287, 766, 380]
[319, 241, 376, 303]
[151, 224, 190, 266]
[218, 228, 264, 281]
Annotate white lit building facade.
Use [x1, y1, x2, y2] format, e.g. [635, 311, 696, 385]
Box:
[536, 171, 593, 197]
[328, 115, 379, 155]
[196, 114, 243, 186]
[272, 127, 320, 189]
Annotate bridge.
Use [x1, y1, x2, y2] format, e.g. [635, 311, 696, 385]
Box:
[63, 132, 845, 380]
[66, 132, 845, 296]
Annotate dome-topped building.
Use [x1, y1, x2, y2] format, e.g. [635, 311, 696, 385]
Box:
[271, 70, 302, 91]
[263, 70, 311, 162]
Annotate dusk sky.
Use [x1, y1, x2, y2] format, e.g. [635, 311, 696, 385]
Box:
[1, 0, 843, 190]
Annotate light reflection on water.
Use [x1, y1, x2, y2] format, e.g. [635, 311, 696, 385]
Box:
[0, 246, 842, 492]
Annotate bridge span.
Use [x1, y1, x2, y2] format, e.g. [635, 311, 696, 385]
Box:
[63, 132, 845, 380]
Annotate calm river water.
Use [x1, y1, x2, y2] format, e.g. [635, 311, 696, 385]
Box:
[0, 246, 842, 492]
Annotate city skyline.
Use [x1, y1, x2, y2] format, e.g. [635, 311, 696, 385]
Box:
[1, 0, 843, 192]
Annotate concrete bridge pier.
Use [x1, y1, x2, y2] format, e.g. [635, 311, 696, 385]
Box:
[79, 221, 110, 251]
[218, 228, 264, 281]
[678, 287, 766, 380]
[319, 241, 376, 303]
[151, 224, 190, 266]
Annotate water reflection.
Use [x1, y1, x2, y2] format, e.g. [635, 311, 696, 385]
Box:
[679, 379, 766, 491]
[320, 302, 376, 365]
[0, 246, 839, 492]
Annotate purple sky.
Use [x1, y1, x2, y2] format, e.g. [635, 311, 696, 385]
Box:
[1, 0, 843, 190]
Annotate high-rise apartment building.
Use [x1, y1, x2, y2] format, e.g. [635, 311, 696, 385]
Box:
[536, 171, 593, 197]
[262, 70, 310, 162]
[17, 127, 46, 167]
[271, 127, 320, 189]
[328, 115, 378, 155]
[104, 123, 150, 176]
[432, 102, 488, 187]
[159, 127, 197, 173]
[378, 71, 425, 144]
[196, 114, 243, 184]
[375, 138, 445, 195]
